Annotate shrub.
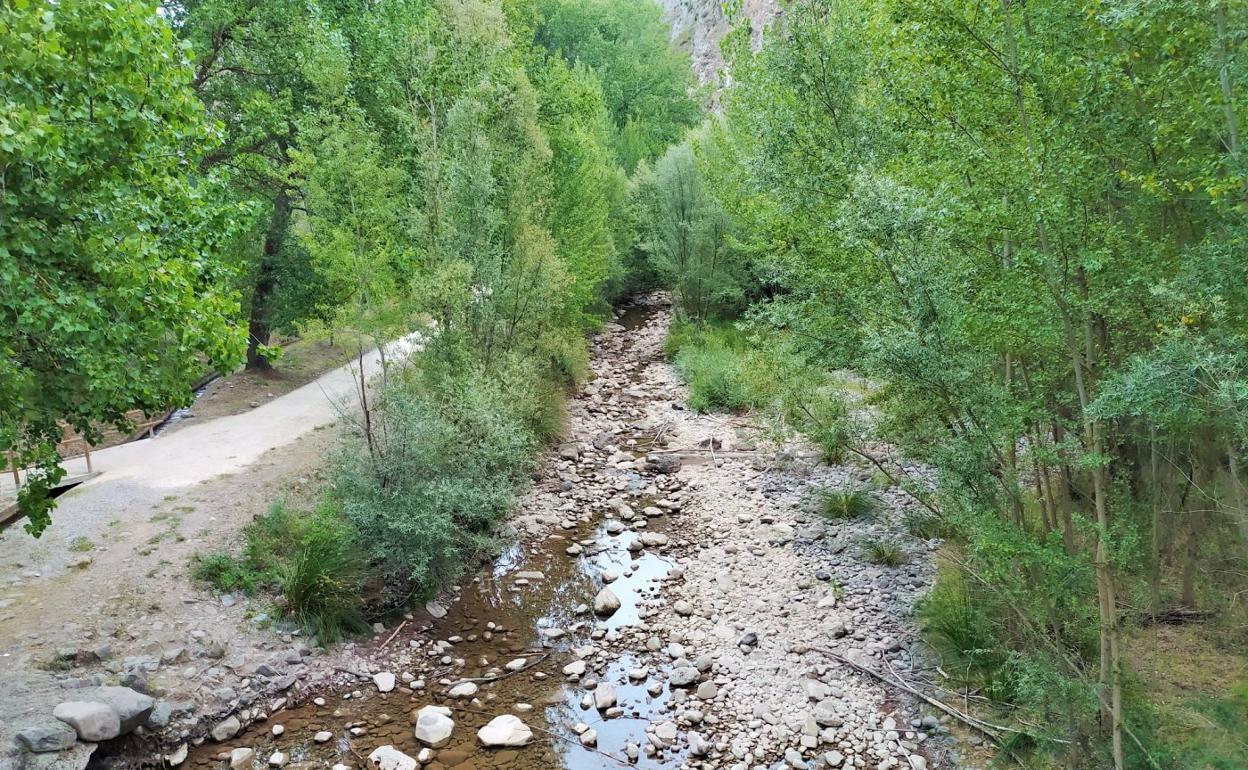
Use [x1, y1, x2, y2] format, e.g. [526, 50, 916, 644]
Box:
[669, 321, 775, 412]
[903, 509, 954, 540]
[190, 552, 266, 594]
[863, 538, 909, 566]
[278, 513, 368, 642]
[190, 501, 368, 640]
[335, 365, 541, 609]
[780, 381, 851, 464]
[919, 568, 1011, 696]
[816, 488, 876, 520]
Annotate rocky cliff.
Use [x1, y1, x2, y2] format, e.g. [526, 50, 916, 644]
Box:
[657, 0, 780, 87]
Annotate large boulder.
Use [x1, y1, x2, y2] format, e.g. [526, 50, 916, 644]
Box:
[476, 715, 532, 747]
[52, 702, 119, 742]
[367, 746, 417, 770]
[413, 706, 454, 748]
[85, 687, 154, 733]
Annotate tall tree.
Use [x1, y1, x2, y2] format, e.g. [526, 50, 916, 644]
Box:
[0, 0, 248, 533]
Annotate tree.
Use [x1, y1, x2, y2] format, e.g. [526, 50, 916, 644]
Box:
[0, 0, 248, 534]
[171, 0, 347, 370]
[534, 0, 702, 170]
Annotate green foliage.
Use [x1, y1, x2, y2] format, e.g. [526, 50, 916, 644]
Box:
[669, 322, 774, 412]
[902, 510, 953, 541]
[333, 363, 545, 609]
[816, 489, 876, 521]
[862, 538, 909, 567]
[190, 552, 265, 595]
[678, 0, 1248, 762]
[0, 0, 249, 533]
[533, 0, 702, 170]
[633, 137, 752, 322]
[190, 501, 368, 640]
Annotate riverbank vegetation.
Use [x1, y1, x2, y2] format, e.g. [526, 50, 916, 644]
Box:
[154, 0, 701, 637]
[646, 1, 1248, 767]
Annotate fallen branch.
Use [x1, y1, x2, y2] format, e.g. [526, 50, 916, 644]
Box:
[379, 619, 408, 649]
[453, 652, 551, 684]
[811, 646, 1016, 744]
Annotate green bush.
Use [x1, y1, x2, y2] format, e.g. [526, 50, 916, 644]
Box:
[903, 509, 954, 540]
[669, 321, 775, 413]
[190, 552, 265, 594]
[816, 488, 876, 520]
[334, 364, 543, 609]
[190, 501, 368, 641]
[278, 513, 369, 642]
[779, 379, 851, 464]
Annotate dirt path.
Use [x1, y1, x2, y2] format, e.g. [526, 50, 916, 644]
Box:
[166, 297, 959, 770]
[0, 338, 423, 770]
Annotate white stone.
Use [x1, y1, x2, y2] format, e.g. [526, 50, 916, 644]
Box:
[373, 672, 396, 692]
[414, 706, 455, 748]
[476, 714, 533, 747]
[368, 745, 417, 770]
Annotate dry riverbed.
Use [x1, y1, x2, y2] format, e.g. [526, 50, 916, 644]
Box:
[4, 296, 967, 770]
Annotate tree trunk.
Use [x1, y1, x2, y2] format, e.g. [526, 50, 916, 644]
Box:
[246, 191, 291, 371]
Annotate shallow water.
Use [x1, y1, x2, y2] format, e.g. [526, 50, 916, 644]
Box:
[185, 304, 685, 770]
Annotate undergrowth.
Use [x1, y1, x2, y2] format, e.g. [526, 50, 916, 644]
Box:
[816, 488, 876, 520]
[190, 500, 368, 641]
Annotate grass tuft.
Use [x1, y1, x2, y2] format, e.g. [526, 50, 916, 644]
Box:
[863, 537, 909, 566]
[816, 488, 876, 520]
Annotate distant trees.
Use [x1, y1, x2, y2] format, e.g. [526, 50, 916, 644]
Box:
[649, 0, 1248, 766]
[0, 0, 248, 534]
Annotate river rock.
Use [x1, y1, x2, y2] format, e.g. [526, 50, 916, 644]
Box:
[165, 744, 189, 766]
[668, 667, 698, 687]
[314, 731, 333, 743]
[87, 686, 154, 733]
[367, 746, 417, 770]
[594, 683, 616, 710]
[593, 587, 621, 616]
[268, 751, 287, 768]
[414, 706, 454, 748]
[16, 722, 77, 752]
[210, 715, 242, 742]
[645, 454, 681, 474]
[373, 672, 396, 692]
[52, 702, 119, 742]
[229, 748, 254, 770]
[476, 714, 533, 747]
[448, 681, 478, 699]
[562, 660, 586, 677]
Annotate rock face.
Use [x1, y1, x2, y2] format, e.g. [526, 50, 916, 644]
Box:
[656, 0, 780, 85]
[15, 723, 77, 753]
[367, 746, 417, 770]
[476, 715, 533, 747]
[413, 706, 454, 748]
[52, 702, 119, 742]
